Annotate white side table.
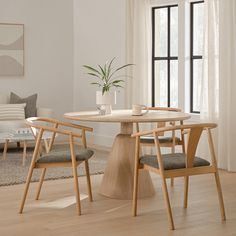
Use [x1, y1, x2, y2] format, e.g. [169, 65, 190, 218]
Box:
[0, 132, 13, 160]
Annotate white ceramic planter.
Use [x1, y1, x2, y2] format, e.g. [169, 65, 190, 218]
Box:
[96, 91, 116, 105]
[96, 91, 116, 114]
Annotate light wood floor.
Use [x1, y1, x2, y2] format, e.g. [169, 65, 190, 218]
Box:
[0, 165, 236, 235]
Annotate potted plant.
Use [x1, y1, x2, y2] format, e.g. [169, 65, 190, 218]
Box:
[83, 58, 133, 114]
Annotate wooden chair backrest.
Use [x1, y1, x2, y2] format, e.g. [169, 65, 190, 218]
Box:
[136, 106, 182, 136]
[152, 123, 217, 170]
[26, 117, 93, 152]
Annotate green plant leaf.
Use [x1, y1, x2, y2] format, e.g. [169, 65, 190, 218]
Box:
[115, 63, 134, 72]
[98, 65, 105, 76]
[109, 63, 134, 80]
[113, 84, 124, 88]
[90, 82, 102, 86]
[112, 79, 125, 84]
[83, 65, 101, 75]
[87, 72, 100, 78]
[107, 57, 116, 81]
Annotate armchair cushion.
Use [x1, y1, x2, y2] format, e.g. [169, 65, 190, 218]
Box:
[37, 149, 94, 163]
[140, 153, 210, 170]
[10, 92, 37, 118]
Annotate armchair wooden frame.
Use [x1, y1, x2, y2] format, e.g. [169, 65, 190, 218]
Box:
[19, 117, 94, 215]
[132, 123, 226, 230]
[135, 107, 185, 186]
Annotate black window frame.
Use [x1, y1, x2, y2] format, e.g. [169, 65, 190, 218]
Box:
[190, 1, 204, 113]
[151, 4, 178, 107]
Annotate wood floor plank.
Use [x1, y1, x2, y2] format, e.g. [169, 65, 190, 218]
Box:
[0, 169, 235, 235]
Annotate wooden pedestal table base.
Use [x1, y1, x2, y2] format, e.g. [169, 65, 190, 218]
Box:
[99, 122, 155, 199]
[64, 109, 191, 200]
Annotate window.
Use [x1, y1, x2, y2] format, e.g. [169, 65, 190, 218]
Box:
[151, 1, 204, 113]
[190, 1, 204, 113]
[152, 5, 178, 107]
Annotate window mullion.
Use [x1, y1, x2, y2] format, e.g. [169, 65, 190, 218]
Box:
[167, 6, 171, 107]
[152, 8, 155, 107]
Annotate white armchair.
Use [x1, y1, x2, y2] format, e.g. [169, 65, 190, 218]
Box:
[0, 93, 54, 163]
[0, 93, 53, 137]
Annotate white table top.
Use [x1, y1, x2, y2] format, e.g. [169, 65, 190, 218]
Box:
[64, 109, 191, 123]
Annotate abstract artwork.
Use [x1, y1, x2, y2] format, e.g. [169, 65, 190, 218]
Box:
[0, 23, 24, 76]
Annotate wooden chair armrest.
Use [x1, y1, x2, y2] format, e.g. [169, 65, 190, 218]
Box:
[132, 123, 217, 138]
[26, 117, 93, 132]
[53, 120, 93, 132]
[146, 107, 181, 112]
[26, 122, 82, 139]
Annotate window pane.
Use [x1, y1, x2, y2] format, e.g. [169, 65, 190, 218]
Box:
[170, 60, 178, 107]
[155, 8, 167, 57]
[193, 3, 204, 55]
[155, 60, 168, 106]
[193, 59, 203, 112]
[170, 7, 178, 57]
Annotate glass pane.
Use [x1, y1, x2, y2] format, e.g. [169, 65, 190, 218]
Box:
[193, 59, 203, 112]
[170, 7, 178, 57]
[155, 8, 167, 57]
[170, 60, 178, 107]
[193, 3, 204, 55]
[155, 60, 168, 106]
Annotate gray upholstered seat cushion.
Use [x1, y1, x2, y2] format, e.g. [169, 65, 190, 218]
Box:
[140, 136, 181, 144]
[37, 149, 94, 163]
[140, 153, 210, 170]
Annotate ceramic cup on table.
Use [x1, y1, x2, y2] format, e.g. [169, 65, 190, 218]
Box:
[132, 104, 149, 116]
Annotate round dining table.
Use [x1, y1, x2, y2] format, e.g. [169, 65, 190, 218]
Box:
[64, 109, 191, 200]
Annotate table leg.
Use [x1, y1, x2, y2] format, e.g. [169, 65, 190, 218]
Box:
[99, 122, 155, 199]
[23, 141, 27, 166]
[3, 139, 9, 160]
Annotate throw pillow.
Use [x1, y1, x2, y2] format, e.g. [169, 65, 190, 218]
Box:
[10, 92, 37, 118]
[0, 103, 26, 120]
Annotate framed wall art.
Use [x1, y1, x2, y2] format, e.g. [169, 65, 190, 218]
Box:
[0, 23, 24, 76]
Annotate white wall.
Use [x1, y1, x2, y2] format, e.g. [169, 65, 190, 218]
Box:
[0, 0, 74, 117]
[73, 0, 126, 146]
[0, 0, 126, 147]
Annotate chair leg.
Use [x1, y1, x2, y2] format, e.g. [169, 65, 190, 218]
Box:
[72, 163, 81, 215]
[214, 171, 226, 221]
[132, 164, 139, 217]
[183, 176, 189, 208]
[84, 160, 93, 202]
[161, 178, 175, 230]
[35, 168, 46, 200]
[170, 144, 175, 187]
[19, 164, 35, 213]
[132, 174, 139, 216]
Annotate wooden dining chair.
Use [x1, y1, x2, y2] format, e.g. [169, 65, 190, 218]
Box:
[19, 117, 94, 215]
[132, 123, 226, 230]
[135, 107, 185, 186]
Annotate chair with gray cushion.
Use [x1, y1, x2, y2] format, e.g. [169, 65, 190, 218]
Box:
[132, 123, 226, 230]
[136, 106, 185, 186]
[19, 117, 94, 215]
